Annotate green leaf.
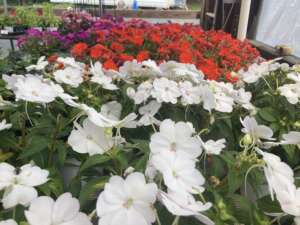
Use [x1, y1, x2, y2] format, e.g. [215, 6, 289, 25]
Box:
[79, 177, 108, 207]
[19, 136, 49, 159]
[226, 194, 253, 224]
[80, 154, 111, 172]
[258, 107, 278, 122]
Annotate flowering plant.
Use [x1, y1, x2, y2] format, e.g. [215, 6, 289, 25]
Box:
[18, 13, 259, 81]
[70, 23, 260, 81]
[0, 52, 300, 225]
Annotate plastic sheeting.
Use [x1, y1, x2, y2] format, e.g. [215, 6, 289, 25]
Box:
[255, 0, 300, 57]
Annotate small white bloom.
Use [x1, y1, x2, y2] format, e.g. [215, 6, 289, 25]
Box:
[138, 100, 161, 126]
[279, 84, 300, 105]
[210, 82, 235, 113]
[159, 190, 212, 216]
[80, 104, 137, 129]
[90, 62, 118, 90]
[57, 57, 85, 70]
[151, 78, 181, 104]
[151, 154, 205, 194]
[257, 149, 294, 201]
[0, 119, 12, 131]
[0, 163, 49, 209]
[159, 61, 204, 83]
[0, 219, 17, 225]
[281, 131, 300, 147]
[198, 84, 216, 112]
[239, 62, 270, 83]
[2, 74, 25, 91]
[97, 172, 158, 225]
[25, 193, 92, 225]
[26, 56, 48, 71]
[201, 138, 226, 155]
[68, 118, 114, 156]
[179, 81, 201, 105]
[54, 67, 83, 88]
[119, 60, 143, 78]
[241, 116, 274, 145]
[101, 101, 122, 121]
[150, 119, 202, 159]
[130, 81, 153, 104]
[13, 75, 59, 103]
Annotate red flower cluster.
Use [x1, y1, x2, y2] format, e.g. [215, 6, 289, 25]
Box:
[70, 23, 260, 81]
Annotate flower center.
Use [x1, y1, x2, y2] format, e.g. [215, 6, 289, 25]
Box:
[170, 142, 177, 152]
[86, 135, 93, 140]
[31, 91, 39, 96]
[123, 198, 134, 209]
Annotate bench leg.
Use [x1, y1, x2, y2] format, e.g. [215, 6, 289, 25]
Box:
[10, 39, 15, 51]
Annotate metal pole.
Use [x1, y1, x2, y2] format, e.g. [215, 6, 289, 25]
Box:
[237, 0, 252, 41]
[3, 0, 8, 15]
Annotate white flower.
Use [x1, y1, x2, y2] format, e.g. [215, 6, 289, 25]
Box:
[129, 81, 153, 104]
[90, 62, 118, 90]
[150, 119, 202, 159]
[198, 85, 216, 112]
[159, 61, 204, 83]
[13, 75, 60, 103]
[281, 131, 300, 147]
[151, 154, 205, 194]
[179, 81, 201, 105]
[239, 62, 270, 83]
[0, 163, 49, 209]
[97, 172, 158, 225]
[0, 119, 12, 131]
[68, 118, 114, 156]
[138, 100, 161, 126]
[57, 57, 85, 70]
[54, 67, 83, 88]
[0, 219, 17, 225]
[279, 84, 300, 105]
[210, 82, 235, 113]
[257, 149, 294, 200]
[119, 60, 143, 78]
[159, 190, 212, 216]
[151, 78, 181, 104]
[201, 138, 226, 155]
[25, 192, 92, 225]
[26, 56, 48, 71]
[241, 116, 274, 145]
[80, 104, 137, 129]
[231, 88, 254, 111]
[100, 101, 122, 121]
[2, 74, 25, 91]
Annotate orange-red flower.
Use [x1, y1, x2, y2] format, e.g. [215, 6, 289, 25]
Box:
[136, 51, 150, 62]
[103, 59, 118, 71]
[71, 42, 88, 58]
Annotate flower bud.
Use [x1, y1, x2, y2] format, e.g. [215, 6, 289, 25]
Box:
[242, 134, 253, 146]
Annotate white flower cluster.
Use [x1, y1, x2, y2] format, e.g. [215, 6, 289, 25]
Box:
[146, 119, 214, 224]
[238, 59, 289, 84]
[0, 163, 48, 209]
[258, 149, 300, 225]
[279, 71, 300, 104]
[123, 60, 254, 113]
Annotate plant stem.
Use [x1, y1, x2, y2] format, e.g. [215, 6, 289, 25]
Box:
[171, 216, 180, 225]
[155, 210, 162, 225]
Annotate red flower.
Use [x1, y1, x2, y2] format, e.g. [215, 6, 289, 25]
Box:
[90, 44, 102, 59]
[131, 36, 144, 46]
[179, 51, 193, 64]
[111, 42, 125, 53]
[149, 33, 161, 44]
[47, 54, 58, 63]
[103, 59, 118, 71]
[119, 54, 134, 61]
[71, 43, 88, 58]
[137, 51, 150, 62]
